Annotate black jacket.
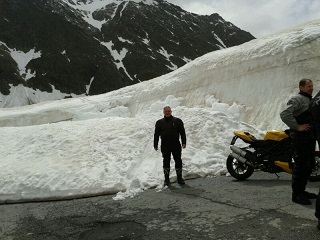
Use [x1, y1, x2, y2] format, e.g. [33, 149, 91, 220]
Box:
[310, 91, 320, 143]
[154, 116, 186, 148]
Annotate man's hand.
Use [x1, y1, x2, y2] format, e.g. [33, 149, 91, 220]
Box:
[182, 144, 186, 149]
[154, 147, 158, 151]
[297, 124, 311, 132]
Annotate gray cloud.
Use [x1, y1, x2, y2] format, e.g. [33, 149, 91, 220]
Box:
[166, 0, 320, 37]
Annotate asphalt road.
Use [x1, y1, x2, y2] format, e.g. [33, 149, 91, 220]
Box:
[1, 171, 320, 240]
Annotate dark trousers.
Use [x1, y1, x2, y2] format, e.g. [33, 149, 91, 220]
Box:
[291, 131, 315, 195]
[161, 143, 182, 169]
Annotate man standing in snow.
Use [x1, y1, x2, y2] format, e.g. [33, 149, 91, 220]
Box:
[280, 79, 317, 205]
[154, 106, 186, 186]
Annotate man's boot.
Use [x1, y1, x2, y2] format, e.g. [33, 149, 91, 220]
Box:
[176, 168, 185, 185]
[163, 168, 171, 186]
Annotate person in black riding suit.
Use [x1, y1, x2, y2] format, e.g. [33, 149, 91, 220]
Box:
[309, 89, 320, 230]
[154, 106, 186, 186]
[280, 79, 317, 205]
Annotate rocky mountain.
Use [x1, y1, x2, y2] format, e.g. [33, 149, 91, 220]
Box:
[0, 0, 255, 107]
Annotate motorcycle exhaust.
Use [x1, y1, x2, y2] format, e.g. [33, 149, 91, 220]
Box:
[230, 145, 254, 168]
[229, 152, 254, 168]
[230, 145, 247, 157]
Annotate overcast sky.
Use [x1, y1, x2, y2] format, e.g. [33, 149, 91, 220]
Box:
[166, 0, 320, 38]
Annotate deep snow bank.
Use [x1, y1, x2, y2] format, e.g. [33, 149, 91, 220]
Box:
[0, 20, 319, 130]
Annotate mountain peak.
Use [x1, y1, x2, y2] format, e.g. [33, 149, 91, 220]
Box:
[66, 0, 161, 6]
[121, 0, 159, 4]
[0, 0, 254, 107]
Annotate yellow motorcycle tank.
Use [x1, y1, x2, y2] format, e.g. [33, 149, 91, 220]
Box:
[264, 130, 289, 141]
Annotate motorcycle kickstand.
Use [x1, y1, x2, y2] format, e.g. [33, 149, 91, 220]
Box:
[275, 173, 280, 179]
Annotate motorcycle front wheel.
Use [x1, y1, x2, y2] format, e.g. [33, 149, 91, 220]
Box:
[226, 155, 254, 180]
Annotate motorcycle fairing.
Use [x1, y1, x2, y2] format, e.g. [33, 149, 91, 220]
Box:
[274, 161, 293, 174]
[234, 130, 289, 143]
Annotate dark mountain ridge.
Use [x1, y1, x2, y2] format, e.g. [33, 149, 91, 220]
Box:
[0, 0, 255, 107]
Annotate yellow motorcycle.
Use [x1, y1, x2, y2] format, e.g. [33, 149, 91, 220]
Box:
[226, 130, 320, 181]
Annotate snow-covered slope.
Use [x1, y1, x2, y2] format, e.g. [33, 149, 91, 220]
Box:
[1, 19, 319, 130]
[0, 19, 319, 202]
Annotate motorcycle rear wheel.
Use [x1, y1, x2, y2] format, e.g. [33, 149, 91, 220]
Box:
[226, 155, 254, 180]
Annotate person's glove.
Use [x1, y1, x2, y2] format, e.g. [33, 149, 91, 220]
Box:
[154, 146, 158, 151]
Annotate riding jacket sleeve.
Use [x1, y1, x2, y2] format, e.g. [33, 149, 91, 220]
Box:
[280, 94, 310, 130]
[154, 120, 160, 149]
[177, 118, 186, 145]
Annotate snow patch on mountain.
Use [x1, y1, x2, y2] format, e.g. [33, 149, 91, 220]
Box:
[100, 41, 134, 80]
[61, 0, 114, 29]
[61, 0, 160, 30]
[0, 41, 41, 81]
[158, 46, 178, 70]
